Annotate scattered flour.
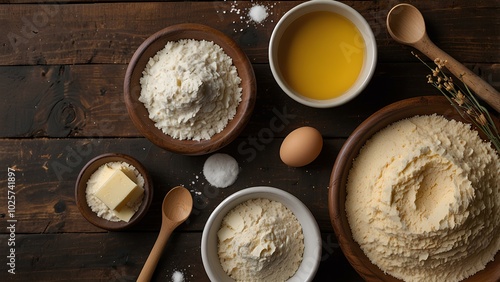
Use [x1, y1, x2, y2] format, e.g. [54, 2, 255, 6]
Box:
[86, 162, 145, 222]
[139, 39, 242, 141]
[203, 153, 239, 188]
[217, 1, 276, 32]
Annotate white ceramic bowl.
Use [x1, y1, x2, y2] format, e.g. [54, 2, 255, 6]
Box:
[201, 186, 322, 281]
[269, 0, 377, 108]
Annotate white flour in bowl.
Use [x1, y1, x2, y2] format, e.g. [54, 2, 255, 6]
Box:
[139, 39, 242, 141]
[217, 198, 304, 281]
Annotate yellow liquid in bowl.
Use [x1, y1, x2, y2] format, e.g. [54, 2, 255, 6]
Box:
[278, 11, 365, 100]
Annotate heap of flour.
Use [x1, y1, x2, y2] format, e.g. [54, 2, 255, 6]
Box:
[139, 39, 242, 141]
[217, 198, 304, 281]
[346, 114, 500, 282]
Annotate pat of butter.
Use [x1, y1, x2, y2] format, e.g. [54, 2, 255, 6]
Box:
[95, 165, 115, 184]
[113, 206, 136, 222]
[120, 167, 138, 184]
[95, 169, 144, 211]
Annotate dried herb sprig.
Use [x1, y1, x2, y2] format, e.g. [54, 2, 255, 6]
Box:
[413, 52, 500, 152]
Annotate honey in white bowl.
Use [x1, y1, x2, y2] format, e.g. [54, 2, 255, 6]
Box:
[278, 11, 365, 100]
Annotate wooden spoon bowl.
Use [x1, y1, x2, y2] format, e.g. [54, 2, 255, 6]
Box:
[124, 23, 257, 155]
[386, 4, 500, 112]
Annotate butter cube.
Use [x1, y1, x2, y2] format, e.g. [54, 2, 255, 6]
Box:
[113, 206, 136, 222]
[95, 169, 144, 210]
[91, 165, 115, 186]
[120, 167, 138, 184]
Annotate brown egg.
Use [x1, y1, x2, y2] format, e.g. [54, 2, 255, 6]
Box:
[280, 126, 323, 167]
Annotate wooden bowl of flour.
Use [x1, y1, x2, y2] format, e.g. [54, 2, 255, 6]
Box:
[124, 23, 256, 155]
[329, 96, 500, 282]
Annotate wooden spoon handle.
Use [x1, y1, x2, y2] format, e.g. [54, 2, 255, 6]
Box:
[137, 226, 173, 282]
[415, 35, 500, 113]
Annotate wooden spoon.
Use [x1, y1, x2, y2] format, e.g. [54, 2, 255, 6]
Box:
[137, 186, 193, 282]
[386, 3, 500, 113]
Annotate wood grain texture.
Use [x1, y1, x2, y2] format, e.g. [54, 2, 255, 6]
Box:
[0, 1, 498, 65]
[1, 64, 498, 138]
[0, 232, 362, 281]
[0, 1, 498, 281]
[0, 137, 344, 234]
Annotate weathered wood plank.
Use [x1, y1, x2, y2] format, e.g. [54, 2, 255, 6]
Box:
[0, 64, 130, 138]
[1, 63, 498, 138]
[0, 137, 344, 234]
[0, 232, 209, 281]
[0, 232, 362, 281]
[0, 1, 498, 65]
[0, 1, 497, 281]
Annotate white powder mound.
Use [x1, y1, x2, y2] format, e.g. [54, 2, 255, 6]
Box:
[139, 39, 242, 141]
[346, 114, 500, 282]
[248, 5, 268, 23]
[203, 153, 239, 188]
[217, 198, 304, 281]
[86, 162, 145, 222]
[171, 270, 184, 282]
[217, 2, 275, 33]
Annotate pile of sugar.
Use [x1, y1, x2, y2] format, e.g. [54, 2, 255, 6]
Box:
[218, 2, 275, 32]
[86, 162, 145, 222]
[203, 153, 239, 188]
[248, 4, 269, 23]
[171, 270, 184, 282]
[139, 39, 242, 141]
[346, 114, 500, 282]
[217, 198, 304, 281]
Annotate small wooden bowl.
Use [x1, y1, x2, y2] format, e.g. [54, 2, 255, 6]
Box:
[124, 23, 256, 155]
[328, 96, 499, 281]
[75, 153, 153, 231]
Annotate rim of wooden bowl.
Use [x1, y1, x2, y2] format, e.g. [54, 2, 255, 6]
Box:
[75, 153, 153, 231]
[328, 95, 499, 282]
[123, 23, 257, 155]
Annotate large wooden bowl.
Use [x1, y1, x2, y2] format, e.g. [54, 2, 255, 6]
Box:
[328, 96, 499, 281]
[124, 23, 256, 155]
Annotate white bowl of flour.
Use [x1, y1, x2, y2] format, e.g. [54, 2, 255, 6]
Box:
[202, 186, 321, 281]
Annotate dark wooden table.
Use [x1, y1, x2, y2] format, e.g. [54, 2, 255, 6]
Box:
[1, 1, 498, 281]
